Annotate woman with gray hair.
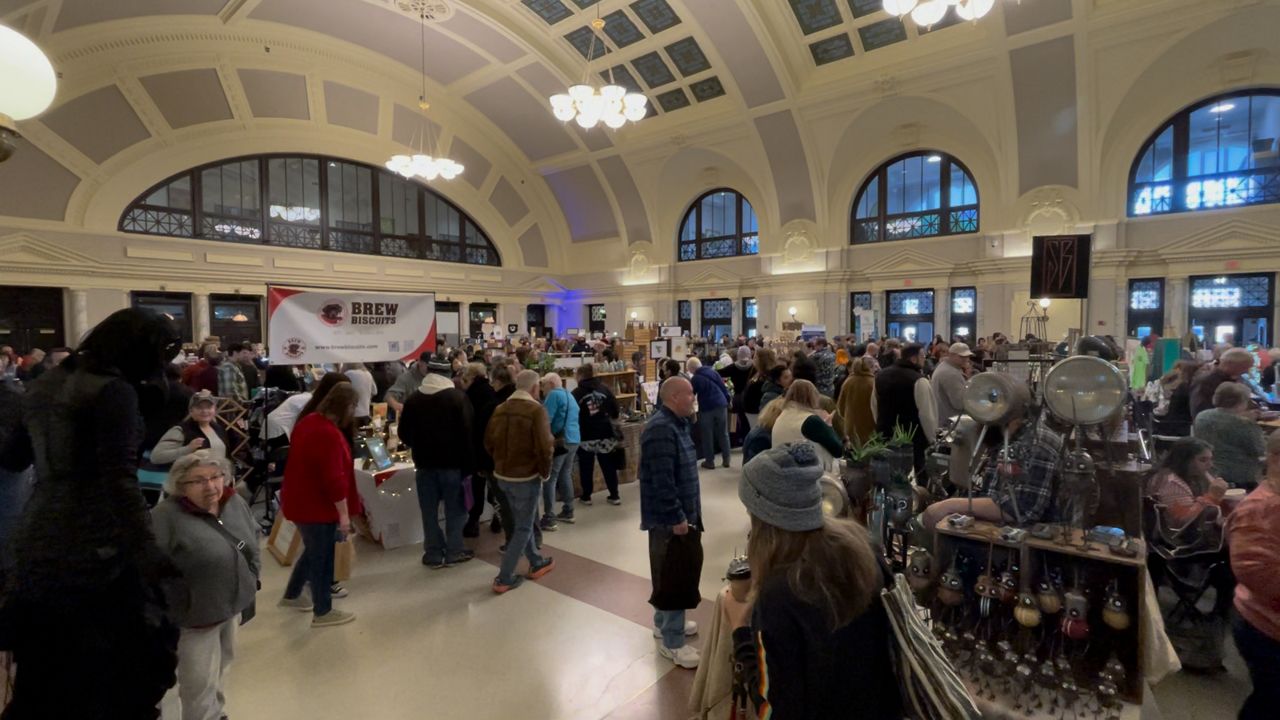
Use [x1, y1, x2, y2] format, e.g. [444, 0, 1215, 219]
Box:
[1193, 381, 1267, 490]
[152, 450, 259, 720]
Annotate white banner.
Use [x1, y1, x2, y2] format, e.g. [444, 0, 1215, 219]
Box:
[267, 286, 436, 365]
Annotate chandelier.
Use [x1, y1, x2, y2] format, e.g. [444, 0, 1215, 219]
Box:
[548, 17, 648, 130]
[0, 23, 57, 163]
[385, 8, 463, 181]
[884, 0, 996, 26]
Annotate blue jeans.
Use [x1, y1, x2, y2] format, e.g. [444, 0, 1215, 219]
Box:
[0, 467, 34, 571]
[543, 444, 578, 518]
[655, 609, 687, 650]
[416, 468, 468, 563]
[496, 479, 546, 585]
[698, 406, 730, 466]
[284, 522, 337, 616]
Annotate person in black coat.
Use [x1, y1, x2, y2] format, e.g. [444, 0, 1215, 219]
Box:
[462, 363, 498, 538]
[1, 308, 183, 720]
[573, 365, 622, 505]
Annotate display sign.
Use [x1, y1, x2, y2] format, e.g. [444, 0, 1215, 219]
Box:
[267, 286, 436, 365]
[659, 325, 683, 338]
[1031, 235, 1092, 299]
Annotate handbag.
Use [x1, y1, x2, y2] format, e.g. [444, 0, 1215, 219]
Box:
[880, 573, 980, 720]
[199, 515, 260, 625]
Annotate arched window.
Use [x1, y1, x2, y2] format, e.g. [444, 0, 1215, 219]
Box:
[1130, 91, 1280, 217]
[850, 151, 978, 244]
[120, 154, 500, 266]
[678, 189, 759, 261]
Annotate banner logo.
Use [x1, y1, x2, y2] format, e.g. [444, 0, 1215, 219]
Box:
[282, 337, 308, 359]
[318, 299, 347, 327]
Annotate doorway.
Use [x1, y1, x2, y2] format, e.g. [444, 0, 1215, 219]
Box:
[0, 286, 64, 352]
[1188, 274, 1273, 348]
[885, 289, 934, 343]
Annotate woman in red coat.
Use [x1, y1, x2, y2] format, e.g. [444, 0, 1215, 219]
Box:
[278, 383, 358, 627]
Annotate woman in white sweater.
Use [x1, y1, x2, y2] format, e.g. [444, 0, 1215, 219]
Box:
[769, 380, 845, 469]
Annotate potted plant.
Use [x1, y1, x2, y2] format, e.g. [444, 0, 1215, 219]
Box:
[843, 432, 886, 503]
[886, 420, 917, 482]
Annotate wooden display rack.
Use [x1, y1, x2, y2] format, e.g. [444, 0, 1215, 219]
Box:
[934, 519, 1147, 705]
[592, 369, 640, 414]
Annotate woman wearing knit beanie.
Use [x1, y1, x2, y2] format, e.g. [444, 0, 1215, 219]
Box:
[725, 443, 901, 718]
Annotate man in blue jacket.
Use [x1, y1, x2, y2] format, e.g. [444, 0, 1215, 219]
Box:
[640, 376, 702, 669]
[686, 356, 731, 470]
[540, 372, 580, 529]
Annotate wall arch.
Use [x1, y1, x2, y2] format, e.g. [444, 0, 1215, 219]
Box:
[651, 147, 771, 263]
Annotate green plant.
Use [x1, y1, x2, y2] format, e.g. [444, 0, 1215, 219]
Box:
[846, 432, 888, 463]
[889, 420, 917, 448]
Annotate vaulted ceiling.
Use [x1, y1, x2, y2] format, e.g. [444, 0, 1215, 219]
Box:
[0, 0, 1275, 275]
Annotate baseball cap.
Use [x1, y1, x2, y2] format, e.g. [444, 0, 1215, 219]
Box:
[949, 342, 974, 357]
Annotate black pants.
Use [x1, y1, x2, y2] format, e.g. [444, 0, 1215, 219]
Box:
[466, 472, 490, 528]
[579, 449, 620, 501]
[1233, 613, 1280, 720]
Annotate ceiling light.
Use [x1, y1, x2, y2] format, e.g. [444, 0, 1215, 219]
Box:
[384, 10, 463, 182]
[883, 0, 919, 16]
[548, 17, 647, 130]
[910, 0, 948, 25]
[927, 155, 942, 163]
[1209, 103, 1235, 114]
[231, 312, 249, 322]
[955, 0, 996, 21]
[0, 24, 58, 163]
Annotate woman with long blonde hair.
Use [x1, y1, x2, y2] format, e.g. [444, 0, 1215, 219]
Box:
[769, 380, 844, 468]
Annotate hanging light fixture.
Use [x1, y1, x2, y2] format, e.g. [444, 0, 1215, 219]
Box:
[884, 0, 997, 27]
[548, 14, 648, 130]
[0, 24, 58, 163]
[385, 8, 463, 181]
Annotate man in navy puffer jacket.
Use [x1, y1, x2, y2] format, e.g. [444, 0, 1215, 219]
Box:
[687, 357, 731, 469]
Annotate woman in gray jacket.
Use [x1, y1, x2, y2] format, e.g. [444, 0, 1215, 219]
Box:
[152, 451, 260, 720]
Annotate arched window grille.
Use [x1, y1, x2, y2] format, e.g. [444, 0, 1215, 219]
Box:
[851, 151, 978, 244]
[677, 189, 759, 261]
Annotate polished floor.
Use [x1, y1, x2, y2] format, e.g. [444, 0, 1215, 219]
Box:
[166, 454, 1247, 720]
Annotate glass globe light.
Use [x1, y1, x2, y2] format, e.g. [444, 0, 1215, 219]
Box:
[623, 104, 647, 122]
[568, 84, 594, 102]
[575, 113, 598, 129]
[0, 25, 57, 123]
[882, 0, 919, 17]
[603, 113, 626, 129]
[623, 93, 647, 108]
[911, 0, 948, 25]
[600, 84, 626, 101]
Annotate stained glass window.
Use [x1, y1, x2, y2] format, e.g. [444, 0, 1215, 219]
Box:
[678, 300, 692, 335]
[1130, 91, 1280, 217]
[120, 154, 500, 266]
[886, 290, 934, 343]
[743, 297, 758, 338]
[852, 152, 979, 244]
[701, 298, 733, 340]
[677, 189, 759, 261]
[888, 290, 934, 316]
[1127, 278, 1164, 339]
[951, 287, 976, 340]
[1190, 275, 1271, 308]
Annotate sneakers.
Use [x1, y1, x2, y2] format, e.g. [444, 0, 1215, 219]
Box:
[528, 557, 556, 580]
[658, 644, 701, 669]
[539, 517, 559, 532]
[556, 509, 576, 524]
[447, 550, 475, 565]
[311, 609, 356, 627]
[721, 460, 731, 469]
[329, 583, 348, 599]
[492, 575, 525, 594]
[579, 497, 594, 506]
[607, 497, 622, 506]
[700, 462, 716, 470]
[652, 621, 699, 639]
[277, 595, 313, 612]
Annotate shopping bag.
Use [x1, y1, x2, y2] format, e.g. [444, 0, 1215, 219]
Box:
[334, 534, 357, 582]
[649, 530, 704, 611]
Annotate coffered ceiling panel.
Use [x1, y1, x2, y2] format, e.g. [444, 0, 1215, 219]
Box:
[323, 81, 379, 134]
[238, 69, 310, 120]
[597, 155, 650, 245]
[52, 0, 224, 32]
[140, 69, 233, 129]
[0, 140, 79, 220]
[39, 85, 150, 164]
[250, 0, 486, 86]
[440, 10, 526, 63]
[685, 0, 784, 108]
[755, 110, 815, 222]
[517, 224, 549, 268]
[465, 78, 579, 162]
[489, 177, 531, 226]
[447, 137, 493, 189]
[1010, 35, 1078, 193]
[542, 165, 618, 243]
[1003, 0, 1074, 36]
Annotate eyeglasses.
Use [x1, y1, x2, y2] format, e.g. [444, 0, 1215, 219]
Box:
[180, 472, 225, 487]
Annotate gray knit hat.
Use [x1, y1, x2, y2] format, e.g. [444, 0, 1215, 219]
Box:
[739, 443, 825, 532]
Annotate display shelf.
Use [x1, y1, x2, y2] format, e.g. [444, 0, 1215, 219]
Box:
[936, 520, 1146, 569]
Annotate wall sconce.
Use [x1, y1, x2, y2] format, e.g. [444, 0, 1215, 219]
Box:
[630, 311, 638, 320]
[788, 306, 798, 320]
[1039, 298, 1052, 309]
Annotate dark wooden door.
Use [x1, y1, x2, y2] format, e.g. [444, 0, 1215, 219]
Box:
[0, 285, 65, 352]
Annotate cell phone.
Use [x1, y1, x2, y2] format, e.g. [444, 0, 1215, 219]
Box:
[945, 513, 974, 529]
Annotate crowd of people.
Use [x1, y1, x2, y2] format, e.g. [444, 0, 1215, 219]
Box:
[4, 319, 1280, 719]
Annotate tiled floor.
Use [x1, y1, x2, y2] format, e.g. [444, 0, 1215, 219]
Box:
[169, 453, 1248, 720]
